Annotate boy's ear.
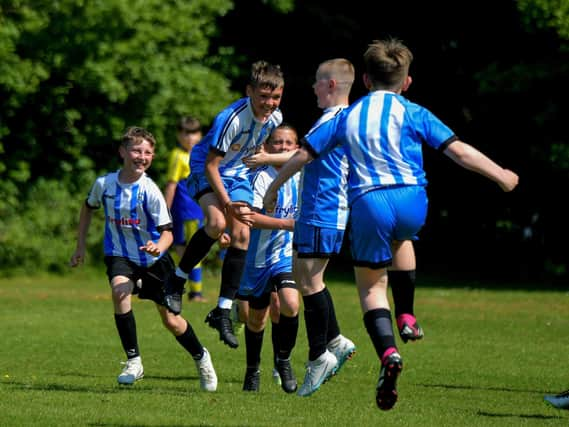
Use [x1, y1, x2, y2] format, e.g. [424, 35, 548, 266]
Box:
[363, 73, 372, 90]
[402, 75, 412, 92]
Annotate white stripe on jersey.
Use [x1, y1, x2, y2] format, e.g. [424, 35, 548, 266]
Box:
[87, 171, 172, 267]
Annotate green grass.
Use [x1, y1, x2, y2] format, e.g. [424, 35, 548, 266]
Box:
[1, 269, 568, 426]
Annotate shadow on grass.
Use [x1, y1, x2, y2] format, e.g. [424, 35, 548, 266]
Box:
[417, 383, 566, 421]
[325, 265, 569, 292]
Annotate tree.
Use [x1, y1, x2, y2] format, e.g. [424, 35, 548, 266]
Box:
[0, 0, 241, 273]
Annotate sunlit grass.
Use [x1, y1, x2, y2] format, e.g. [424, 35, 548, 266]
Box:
[1, 269, 568, 426]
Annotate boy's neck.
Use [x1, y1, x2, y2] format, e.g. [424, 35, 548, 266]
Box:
[118, 169, 143, 184]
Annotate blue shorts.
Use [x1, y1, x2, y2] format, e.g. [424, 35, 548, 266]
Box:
[238, 257, 295, 299]
[172, 217, 203, 246]
[187, 173, 253, 206]
[349, 186, 428, 269]
[293, 222, 345, 258]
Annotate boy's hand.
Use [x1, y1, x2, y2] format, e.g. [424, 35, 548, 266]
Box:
[140, 241, 161, 256]
[69, 250, 85, 268]
[262, 189, 277, 213]
[226, 201, 254, 227]
[218, 232, 231, 249]
[242, 152, 268, 169]
[498, 169, 519, 192]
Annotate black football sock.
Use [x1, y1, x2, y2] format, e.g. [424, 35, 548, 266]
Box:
[363, 308, 397, 360]
[178, 227, 217, 274]
[245, 325, 264, 369]
[390, 270, 416, 317]
[115, 310, 139, 359]
[303, 289, 329, 361]
[175, 321, 204, 360]
[277, 314, 299, 360]
[323, 287, 341, 342]
[219, 247, 247, 299]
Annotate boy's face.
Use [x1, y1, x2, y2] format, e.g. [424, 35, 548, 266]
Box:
[247, 84, 283, 122]
[264, 128, 298, 154]
[313, 66, 333, 109]
[177, 128, 202, 151]
[119, 139, 155, 174]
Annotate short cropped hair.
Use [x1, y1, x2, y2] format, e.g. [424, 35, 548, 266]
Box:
[121, 126, 157, 148]
[364, 38, 413, 90]
[249, 60, 285, 90]
[177, 116, 201, 133]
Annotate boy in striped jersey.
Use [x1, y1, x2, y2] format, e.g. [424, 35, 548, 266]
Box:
[163, 61, 285, 350]
[70, 127, 217, 391]
[236, 124, 301, 394]
[264, 38, 518, 410]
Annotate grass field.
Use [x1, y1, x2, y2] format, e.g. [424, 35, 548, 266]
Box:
[1, 268, 568, 426]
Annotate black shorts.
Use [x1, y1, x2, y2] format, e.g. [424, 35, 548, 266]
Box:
[248, 272, 295, 310]
[104, 254, 175, 305]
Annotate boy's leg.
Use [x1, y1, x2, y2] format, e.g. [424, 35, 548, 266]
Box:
[242, 305, 268, 392]
[390, 240, 423, 342]
[205, 217, 249, 348]
[356, 266, 402, 411]
[164, 197, 225, 314]
[110, 273, 144, 385]
[275, 286, 300, 393]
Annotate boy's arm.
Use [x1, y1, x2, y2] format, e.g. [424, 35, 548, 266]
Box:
[243, 149, 297, 168]
[164, 181, 177, 208]
[205, 150, 231, 208]
[140, 229, 174, 257]
[70, 203, 94, 267]
[248, 209, 295, 231]
[443, 140, 519, 192]
[263, 147, 313, 211]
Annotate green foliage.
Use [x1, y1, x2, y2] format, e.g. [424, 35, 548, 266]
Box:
[0, 176, 102, 275]
[0, 0, 246, 272]
[517, 0, 569, 40]
[0, 0, 238, 194]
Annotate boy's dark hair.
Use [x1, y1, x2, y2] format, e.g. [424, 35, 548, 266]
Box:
[177, 116, 201, 133]
[249, 60, 284, 90]
[121, 126, 156, 148]
[364, 37, 413, 90]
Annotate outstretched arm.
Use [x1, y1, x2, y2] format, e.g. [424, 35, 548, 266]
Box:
[243, 149, 297, 169]
[444, 140, 519, 192]
[248, 209, 295, 231]
[263, 147, 313, 212]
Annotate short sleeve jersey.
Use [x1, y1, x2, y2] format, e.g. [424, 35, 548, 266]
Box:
[298, 105, 349, 230]
[304, 90, 457, 204]
[86, 171, 172, 267]
[246, 166, 300, 268]
[190, 97, 283, 179]
[166, 146, 203, 221]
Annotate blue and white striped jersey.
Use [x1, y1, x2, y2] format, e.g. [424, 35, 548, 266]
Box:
[247, 166, 300, 268]
[190, 97, 283, 179]
[298, 105, 349, 230]
[304, 90, 457, 203]
[86, 171, 172, 267]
